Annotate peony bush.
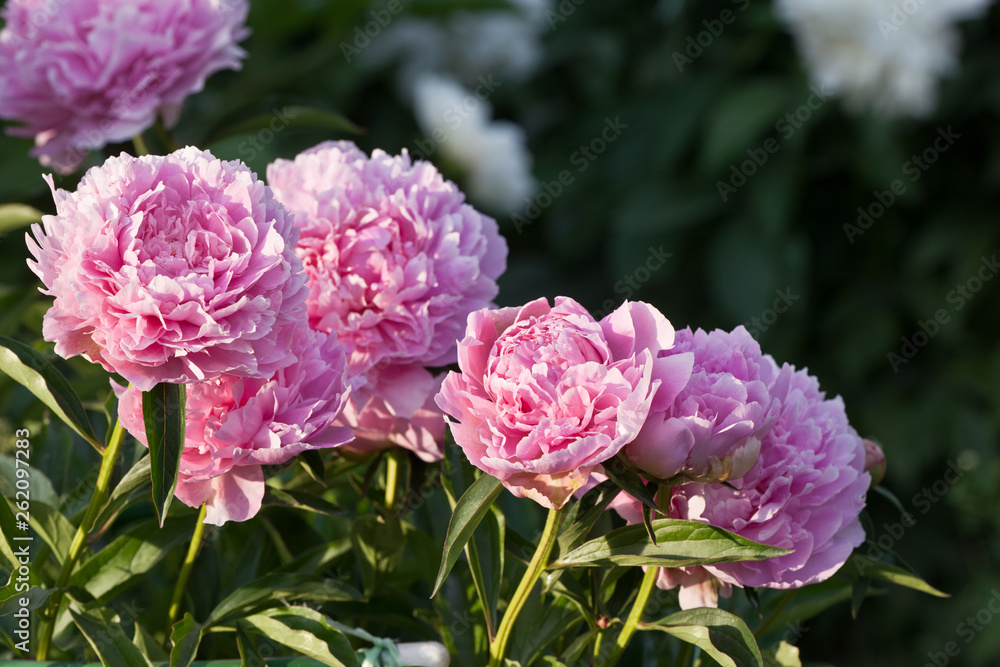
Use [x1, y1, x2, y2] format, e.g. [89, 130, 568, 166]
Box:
[0, 2, 950, 666]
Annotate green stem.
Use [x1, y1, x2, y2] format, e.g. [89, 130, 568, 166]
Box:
[603, 563, 658, 666]
[132, 133, 151, 157]
[754, 590, 796, 638]
[602, 484, 672, 667]
[36, 421, 127, 660]
[384, 454, 399, 510]
[168, 503, 208, 627]
[154, 118, 180, 152]
[488, 506, 564, 667]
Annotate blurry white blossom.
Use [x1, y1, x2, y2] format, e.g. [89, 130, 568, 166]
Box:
[413, 74, 535, 213]
[364, 0, 552, 93]
[776, 0, 994, 116]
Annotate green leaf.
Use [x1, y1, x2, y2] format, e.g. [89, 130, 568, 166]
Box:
[12, 498, 76, 566]
[0, 490, 22, 571]
[0, 204, 43, 234]
[210, 106, 363, 144]
[601, 454, 660, 515]
[169, 612, 203, 667]
[556, 478, 620, 556]
[207, 573, 357, 626]
[93, 455, 152, 533]
[0, 336, 101, 449]
[263, 486, 343, 516]
[299, 450, 327, 487]
[847, 555, 949, 597]
[431, 473, 502, 597]
[763, 640, 802, 667]
[133, 623, 169, 662]
[551, 519, 790, 569]
[350, 514, 405, 595]
[467, 504, 505, 640]
[239, 606, 361, 667]
[69, 607, 154, 667]
[0, 580, 52, 615]
[143, 383, 186, 527]
[69, 516, 194, 601]
[641, 608, 763, 667]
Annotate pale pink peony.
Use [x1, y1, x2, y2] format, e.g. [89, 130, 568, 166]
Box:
[27, 147, 308, 392]
[0, 0, 249, 173]
[117, 327, 357, 525]
[266, 140, 508, 376]
[337, 365, 447, 463]
[436, 297, 693, 510]
[605, 364, 869, 607]
[624, 326, 791, 484]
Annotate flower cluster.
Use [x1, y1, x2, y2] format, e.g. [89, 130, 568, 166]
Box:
[268, 140, 508, 462]
[438, 301, 870, 598]
[0, 0, 249, 172]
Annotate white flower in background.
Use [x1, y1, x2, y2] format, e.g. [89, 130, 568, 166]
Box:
[776, 0, 994, 116]
[413, 74, 535, 213]
[364, 0, 552, 91]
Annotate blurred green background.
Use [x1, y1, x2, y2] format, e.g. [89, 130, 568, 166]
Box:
[2, 0, 999, 664]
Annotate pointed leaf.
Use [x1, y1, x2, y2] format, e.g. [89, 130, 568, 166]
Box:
[640, 608, 762, 667]
[602, 454, 660, 515]
[466, 504, 504, 640]
[143, 383, 186, 526]
[133, 623, 169, 662]
[93, 455, 152, 532]
[70, 516, 194, 601]
[263, 486, 343, 516]
[207, 573, 357, 626]
[0, 336, 101, 449]
[551, 519, 790, 569]
[239, 606, 361, 667]
[299, 450, 327, 487]
[431, 473, 502, 597]
[69, 607, 154, 667]
[847, 555, 948, 597]
[169, 613, 203, 667]
[556, 478, 620, 556]
[0, 204, 43, 233]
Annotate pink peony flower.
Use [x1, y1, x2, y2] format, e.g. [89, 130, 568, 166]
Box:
[266, 140, 508, 376]
[27, 148, 308, 392]
[117, 327, 358, 525]
[605, 364, 869, 607]
[624, 326, 791, 484]
[337, 365, 447, 463]
[0, 0, 249, 173]
[435, 297, 693, 510]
